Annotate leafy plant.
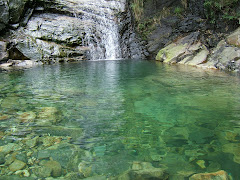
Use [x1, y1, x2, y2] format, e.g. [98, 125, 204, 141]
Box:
[204, 0, 240, 24]
[130, 0, 144, 22]
[174, 7, 184, 16]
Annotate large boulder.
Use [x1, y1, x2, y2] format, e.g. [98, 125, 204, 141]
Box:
[156, 32, 210, 66]
[14, 13, 90, 61]
[205, 28, 240, 71]
[156, 27, 240, 71]
[189, 170, 230, 180]
[112, 161, 169, 180]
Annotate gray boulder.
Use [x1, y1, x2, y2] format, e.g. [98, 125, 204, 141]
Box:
[0, 41, 8, 61]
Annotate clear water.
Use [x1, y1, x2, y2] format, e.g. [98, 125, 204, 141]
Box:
[0, 60, 240, 179]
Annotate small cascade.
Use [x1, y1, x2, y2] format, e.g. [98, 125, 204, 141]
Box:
[77, 0, 126, 60]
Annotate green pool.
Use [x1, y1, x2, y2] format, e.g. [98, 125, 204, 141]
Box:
[0, 60, 239, 179]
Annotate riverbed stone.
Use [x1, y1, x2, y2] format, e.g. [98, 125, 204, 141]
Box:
[14, 170, 30, 177]
[37, 150, 50, 160]
[33, 166, 52, 178]
[18, 111, 36, 123]
[189, 170, 230, 180]
[1, 96, 19, 109]
[222, 143, 240, 164]
[9, 159, 26, 172]
[15, 152, 27, 163]
[0, 152, 5, 164]
[0, 143, 22, 155]
[25, 136, 38, 148]
[115, 161, 168, 180]
[78, 161, 92, 178]
[37, 107, 59, 125]
[44, 160, 62, 177]
[196, 160, 206, 169]
[0, 114, 9, 121]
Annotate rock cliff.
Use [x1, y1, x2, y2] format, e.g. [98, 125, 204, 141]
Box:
[130, 0, 240, 71]
[0, 0, 146, 66]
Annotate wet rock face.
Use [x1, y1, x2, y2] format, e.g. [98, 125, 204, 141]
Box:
[0, 0, 9, 32]
[0, 0, 33, 32]
[15, 13, 90, 61]
[6, 0, 145, 62]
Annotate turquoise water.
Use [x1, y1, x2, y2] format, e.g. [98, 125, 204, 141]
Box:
[0, 60, 240, 179]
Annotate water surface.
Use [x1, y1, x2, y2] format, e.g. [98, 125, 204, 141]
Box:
[0, 60, 240, 179]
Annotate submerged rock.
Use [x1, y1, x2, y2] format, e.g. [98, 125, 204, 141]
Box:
[113, 161, 168, 180]
[17, 111, 36, 123]
[222, 143, 240, 164]
[9, 159, 26, 172]
[189, 170, 230, 180]
[44, 160, 62, 177]
[78, 161, 92, 178]
[37, 107, 59, 126]
[33, 165, 52, 178]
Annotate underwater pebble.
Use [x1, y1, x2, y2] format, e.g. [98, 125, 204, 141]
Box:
[15, 169, 30, 177]
[189, 170, 230, 180]
[44, 160, 62, 177]
[78, 161, 92, 178]
[196, 160, 206, 169]
[9, 159, 26, 172]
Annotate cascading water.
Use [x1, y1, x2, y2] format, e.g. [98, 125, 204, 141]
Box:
[76, 0, 126, 60]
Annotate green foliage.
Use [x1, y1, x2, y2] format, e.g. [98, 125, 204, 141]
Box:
[174, 7, 184, 16]
[204, 0, 240, 24]
[130, 0, 144, 22]
[137, 19, 155, 40]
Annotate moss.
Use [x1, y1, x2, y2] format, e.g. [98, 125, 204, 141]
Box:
[156, 43, 188, 63]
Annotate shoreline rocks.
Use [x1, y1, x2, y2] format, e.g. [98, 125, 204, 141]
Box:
[156, 27, 240, 72]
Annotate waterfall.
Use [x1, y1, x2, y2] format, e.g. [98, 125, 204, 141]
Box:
[77, 0, 126, 60]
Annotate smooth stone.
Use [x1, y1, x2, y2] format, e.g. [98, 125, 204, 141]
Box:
[0, 114, 9, 121]
[44, 160, 62, 177]
[37, 150, 50, 160]
[18, 111, 36, 123]
[115, 161, 169, 180]
[0, 152, 5, 164]
[1, 96, 19, 109]
[33, 166, 52, 178]
[196, 160, 206, 169]
[25, 136, 39, 148]
[78, 161, 92, 178]
[0, 143, 22, 155]
[9, 159, 26, 172]
[15, 170, 30, 177]
[189, 170, 230, 180]
[15, 152, 27, 163]
[37, 107, 59, 125]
